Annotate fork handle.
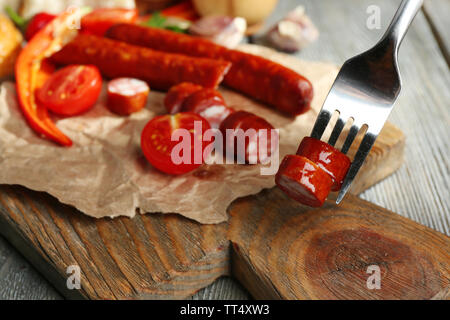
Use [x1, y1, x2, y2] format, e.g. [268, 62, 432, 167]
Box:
[381, 0, 423, 52]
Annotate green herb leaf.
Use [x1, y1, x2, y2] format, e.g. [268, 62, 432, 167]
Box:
[4, 5, 28, 29]
[142, 12, 190, 33]
[165, 25, 188, 33]
[144, 11, 167, 28]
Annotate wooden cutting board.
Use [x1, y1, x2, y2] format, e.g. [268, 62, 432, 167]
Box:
[1, 119, 448, 300]
[1, 41, 449, 299]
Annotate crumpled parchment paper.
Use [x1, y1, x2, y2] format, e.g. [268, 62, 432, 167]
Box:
[0, 44, 338, 224]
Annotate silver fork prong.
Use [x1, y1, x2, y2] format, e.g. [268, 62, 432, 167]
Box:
[340, 123, 360, 154]
[310, 110, 331, 140]
[328, 117, 346, 146]
[336, 131, 377, 204]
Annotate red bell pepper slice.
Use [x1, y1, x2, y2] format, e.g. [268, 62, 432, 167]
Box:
[162, 0, 199, 20]
[15, 10, 85, 146]
[138, 0, 199, 24]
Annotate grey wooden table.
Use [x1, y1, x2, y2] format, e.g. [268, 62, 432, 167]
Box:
[0, 0, 448, 300]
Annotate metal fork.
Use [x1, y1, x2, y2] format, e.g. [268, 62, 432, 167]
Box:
[310, 0, 423, 204]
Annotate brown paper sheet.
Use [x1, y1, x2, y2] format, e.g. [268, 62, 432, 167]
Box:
[0, 44, 338, 224]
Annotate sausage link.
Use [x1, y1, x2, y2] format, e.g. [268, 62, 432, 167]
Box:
[106, 24, 313, 116]
[50, 34, 231, 91]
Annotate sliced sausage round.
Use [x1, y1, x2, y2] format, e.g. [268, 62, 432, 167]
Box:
[275, 154, 333, 207]
[182, 88, 233, 128]
[107, 78, 149, 115]
[164, 82, 203, 114]
[197, 104, 234, 129]
[182, 88, 226, 113]
[220, 111, 278, 164]
[296, 137, 351, 191]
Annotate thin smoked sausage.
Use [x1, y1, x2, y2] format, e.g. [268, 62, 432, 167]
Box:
[106, 24, 313, 116]
[50, 34, 232, 91]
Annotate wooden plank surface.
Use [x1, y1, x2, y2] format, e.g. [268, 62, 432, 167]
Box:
[423, 0, 450, 64]
[229, 190, 450, 299]
[0, 185, 230, 300]
[0, 0, 449, 299]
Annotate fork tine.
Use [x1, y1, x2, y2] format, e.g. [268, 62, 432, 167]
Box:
[340, 123, 360, 154]
[336, 131, 377, 204]
[328, 117, 346, 146]
[310, 110, 331, 140]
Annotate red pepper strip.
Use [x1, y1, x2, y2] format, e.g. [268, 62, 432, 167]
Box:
[162, 0, 196, 15]
[172, 11, 199, 21]
[138, 0, 199, 23]
[15, 10, 81, 147]
[161, 1, 200, 21]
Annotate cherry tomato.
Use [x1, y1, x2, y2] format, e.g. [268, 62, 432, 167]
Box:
[81, 8, 138, 36]
[36, 65, 102, 116]
[25, 12, 56, 41]
[141, 113, 211, 175]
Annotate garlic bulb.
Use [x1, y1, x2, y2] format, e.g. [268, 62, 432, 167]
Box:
[189, 15, 247, 48]
[266, 6, 319, 53]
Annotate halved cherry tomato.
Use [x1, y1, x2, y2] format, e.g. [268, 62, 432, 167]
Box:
[25, 13, 56, 41]
[141, 112, 211, 175]
[36, 65, 102, 116]
[81, 8, 138, 36]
